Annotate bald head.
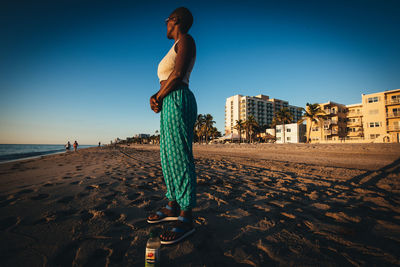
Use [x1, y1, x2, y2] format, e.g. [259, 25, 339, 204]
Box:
[170, 7, 193, 33]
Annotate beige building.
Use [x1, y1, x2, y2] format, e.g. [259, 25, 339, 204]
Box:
[346, 103, 364, 140]
[384, 89, 400, 143]
[307, 101, 348, 142]
[362, 89, 400, 142]
[307, 88, 400, 143]
[361, 91, 388, 141]
[225, 94, 302, 135]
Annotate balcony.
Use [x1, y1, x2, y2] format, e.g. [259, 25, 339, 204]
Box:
[387, 112, 400, 118]
[324, 109, 338, 115]
[324, 119, 338, 125]
[386, 98, 400, 105]
[347, 121, 362, 126]
[387, 125, 400, 131]
[347, 111, 362, 117]
[323, 129, 338, 135]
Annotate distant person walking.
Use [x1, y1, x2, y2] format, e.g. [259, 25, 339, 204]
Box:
[148, 7, 197, 245]
[73, 141, 78, 152]
[65, 141, 71, 151]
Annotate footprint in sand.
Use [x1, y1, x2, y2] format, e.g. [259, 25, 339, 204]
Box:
[31, 193, 49, 200]
[95, 201, 111, 210]
[127, 192, 141, 200]
[80, 210, 95, 221]
[85, 248, 112, 266]
[109, 240, 131, 263]
[55, 209, 79, 222]
[43, 183, 54, 187]
[77, 192, 89, 198]
[0, 216, 20, 231]
[16, 189, 34, 196]
[130, 198, 144, 205]
[57, 196, 74, 204]
[104, 193, 118, 201]
[149, 195, 163, 201]
[70, 181, 82, 185]
[98, 182, 109, 189]
[85, 185, 99, 190]
[104, 210, 122, 221]
[136, 184, 153, 191]
[62, 176, 72, 179]
[0, 196, 17, 207]
[51, 239, 82, 266]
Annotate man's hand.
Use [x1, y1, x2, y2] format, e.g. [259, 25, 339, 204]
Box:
[150, 94, 161, 113]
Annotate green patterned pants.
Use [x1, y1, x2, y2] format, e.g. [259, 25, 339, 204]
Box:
[160, 84, 197, 211]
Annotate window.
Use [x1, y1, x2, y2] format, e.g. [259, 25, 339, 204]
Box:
[312, 127, 319, 131]
[286, 137, 291, 141]
[370, 134, 380, 139]
[368, 96, 379, 103]
[276, 129, 281, 133]
[277, 137, 281, 141]
[286, 128, 291, 132]
[369, 122, 381, 127]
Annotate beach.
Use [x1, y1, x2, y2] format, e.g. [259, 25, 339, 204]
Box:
[1, 143, 400, 266]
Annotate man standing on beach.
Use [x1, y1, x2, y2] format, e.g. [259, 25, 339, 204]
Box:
[148, 7, 198, 245]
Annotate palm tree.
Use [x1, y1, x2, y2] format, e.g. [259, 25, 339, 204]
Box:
[195, 114, 205, 143]
[274, 108, 293, 143]
[297, 103, 326, 143]
[244, 115, 258, 143]
[234, 119, 244, 143]
[203, 114, 215, 144]
[271, 117, 278, 139]
[209, 126, 221, 141]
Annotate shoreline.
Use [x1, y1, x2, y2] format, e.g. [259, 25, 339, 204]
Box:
[0, 145, 95, 165]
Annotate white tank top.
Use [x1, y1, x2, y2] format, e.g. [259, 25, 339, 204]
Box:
[157, 40, 195, 84]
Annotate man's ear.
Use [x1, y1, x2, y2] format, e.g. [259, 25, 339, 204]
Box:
[174, 17, 180, 25]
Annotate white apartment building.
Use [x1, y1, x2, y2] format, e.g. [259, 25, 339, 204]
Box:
[225, 94, 303, 135]
[266, 123, 306, 143]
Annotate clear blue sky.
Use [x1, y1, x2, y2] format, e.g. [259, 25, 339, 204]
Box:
[1, 0, 399, 144]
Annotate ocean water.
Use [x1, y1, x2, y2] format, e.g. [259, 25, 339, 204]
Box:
[0, 144, 95, 163]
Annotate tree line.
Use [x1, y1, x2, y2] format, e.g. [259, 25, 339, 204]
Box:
[194, 114, 221, 143]
[231, 107, 295, 143]
[121, 103, 331, 145]
[231, 103, 339, 144]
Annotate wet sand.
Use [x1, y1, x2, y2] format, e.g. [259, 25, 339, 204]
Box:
[0, 143, 399, 266]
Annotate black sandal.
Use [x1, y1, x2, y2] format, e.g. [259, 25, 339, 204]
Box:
[160, 216, 195, 245]
[147, 204, 179, 224]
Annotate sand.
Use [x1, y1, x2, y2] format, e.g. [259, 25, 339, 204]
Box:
[0, 143, 399, 266]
